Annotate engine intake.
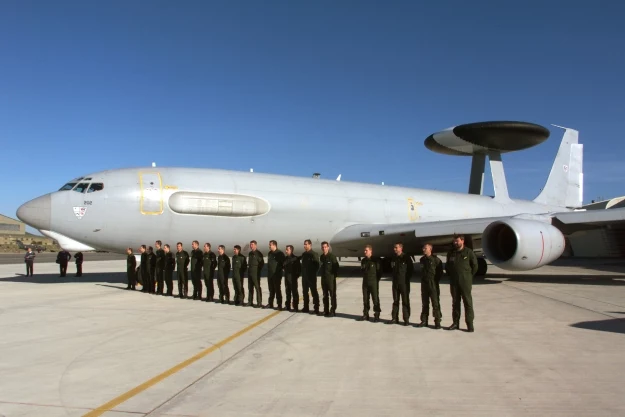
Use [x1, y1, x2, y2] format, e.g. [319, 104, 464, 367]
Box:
[482, 218, 565, 271]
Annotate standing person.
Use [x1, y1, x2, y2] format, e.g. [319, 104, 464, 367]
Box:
[155, 240, 166, 295]
[163, 244, 175, 296]
[231, 245, 247, 306]
[283, 245, 301, 312]
[216, 245, 231, 303]
[175, 242, 190, 299]
[247, 240, 264, 308]
[391, 243, 413, 326]
[360, 245, 382, 322]
[319, 241, 339, 317]
[126, 248, 136, 290]
[190, 240, 203, 300]
[266, 240, 285, 310]
[24, 247, 35, 277]
[56, 249, 71, 277]
[147, 246, 156, 294]
[419, 243, 443, 329]
[445, 234, 478, 332]
[139, 245, 148, 292]
[202, 243, 217, 302]
[300, 239, 320, 314]
[74, 251, 84, 277]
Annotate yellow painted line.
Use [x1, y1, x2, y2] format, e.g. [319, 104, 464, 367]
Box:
[82, 310, 282, 417]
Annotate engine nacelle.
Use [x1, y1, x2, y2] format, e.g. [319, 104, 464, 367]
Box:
[482, 218, 565, 271]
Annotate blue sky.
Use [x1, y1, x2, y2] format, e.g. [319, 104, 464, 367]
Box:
[2, 0, 625, 232]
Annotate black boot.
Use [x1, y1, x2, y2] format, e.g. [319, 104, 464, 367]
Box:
[373, 313, 380, 323]
[359, 314, 369, 321]
[447, 322, 459, 331]
[434, 321, 441, 329]
[417, 320, 428, 327]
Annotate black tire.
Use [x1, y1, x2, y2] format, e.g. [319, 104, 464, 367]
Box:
[476, 258, 488, 277]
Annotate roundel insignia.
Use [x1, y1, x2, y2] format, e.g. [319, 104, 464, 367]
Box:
[563, 165, 569, 172]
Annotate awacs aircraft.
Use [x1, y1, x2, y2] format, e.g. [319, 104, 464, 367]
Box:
[15, 121, 625, 276]
[14, 239, 46, 253]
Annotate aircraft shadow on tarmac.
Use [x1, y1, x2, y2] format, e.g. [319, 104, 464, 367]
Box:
[4, 272, 128, 284]
[483, 274, 625, 285]
[570, 318, 625, 335]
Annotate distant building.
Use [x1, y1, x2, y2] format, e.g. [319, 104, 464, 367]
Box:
[0, 214, 25, 235]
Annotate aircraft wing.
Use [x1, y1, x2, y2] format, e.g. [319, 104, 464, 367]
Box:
[551, 207, 625, 234]
[330, 207, 625, 254]
[330, 216, 510, 254]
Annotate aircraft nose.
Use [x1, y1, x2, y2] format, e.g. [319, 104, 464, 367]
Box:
[16, 194, 52, 231]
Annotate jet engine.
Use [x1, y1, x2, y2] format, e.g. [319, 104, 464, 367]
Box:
[482, 218, 565, 271]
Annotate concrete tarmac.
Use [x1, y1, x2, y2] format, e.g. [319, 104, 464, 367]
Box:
[1, 258, 625, 417]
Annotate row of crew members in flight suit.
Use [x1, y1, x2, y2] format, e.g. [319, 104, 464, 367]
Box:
[125, 235, 477, 331]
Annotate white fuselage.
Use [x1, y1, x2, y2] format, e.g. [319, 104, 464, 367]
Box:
[39, 167, 569, 256]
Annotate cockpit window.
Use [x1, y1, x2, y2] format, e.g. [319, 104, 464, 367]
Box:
[87, 183, 104, 193]
[73, 183, 90, 193]
[83, 177, 92, 180]
[59, 182, 77, 191]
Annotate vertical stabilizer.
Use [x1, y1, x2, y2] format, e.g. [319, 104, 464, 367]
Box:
[533, 125, 583, 208]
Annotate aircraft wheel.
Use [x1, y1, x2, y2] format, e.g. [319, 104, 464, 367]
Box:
[476, 258, 488, 277]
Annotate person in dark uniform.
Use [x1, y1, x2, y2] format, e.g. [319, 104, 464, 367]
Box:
[56, 249, 71, 277]
[360, 245, 382, 322]
[163, 244, 175, 296]
[74, 251, 84, 277]
[283, 245, 301, 312]
[419, 243, 443, 329]
[139, 245, 148, 291]
[24, 247, 35, 277]
[147, 246, 156, 294]
[217, 245, 231, 303]
[190, 240, 203, 300]
[445, 234, 478, 332]
[202, 243, 217, 302]
[391, 242, 413, 326]
[266, 240, 285, 310]
[126, 248, 136, 290]
[247, 240, 264, 308]
[300, 239, 320, 314]
[155, 240, 166, 295]
[175, 242, 190, 298]
[319, 241, 339, 317]
[231, 245, 247, 305]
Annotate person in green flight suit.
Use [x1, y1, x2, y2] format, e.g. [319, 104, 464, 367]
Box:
[231, 245, 247, 306]
[202, 243, 217, 302]
[283, 244, 301, 312]
[300, 239, 320, 314]
[175, 242, 190, 299]
[419, 243, 443, 329]
[247, 240, 264, 308]
[266, 240, 286, 310]
[155, 240, 166, 295]
[390, 242, 413, 326]
[445, 234, 478, 332]
[164, 244, 175, 296]
[360, 244, 382, 322]
[319, 241, 339, 317]
[217, 245, 231, 303]
[126, 247, 136, 290]
[139, 245, 148, 292]
[147, 246, 156, 294]
[190, 240, 203, 300]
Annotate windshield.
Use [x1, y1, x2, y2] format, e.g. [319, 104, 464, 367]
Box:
[58, 182, 77, 191]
